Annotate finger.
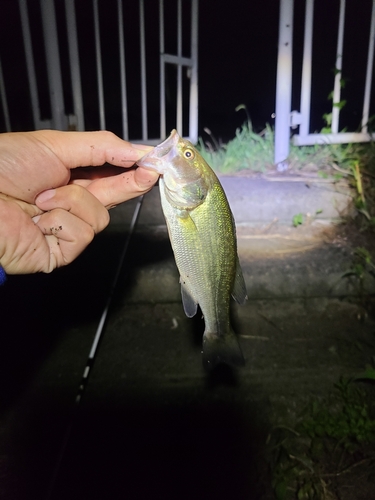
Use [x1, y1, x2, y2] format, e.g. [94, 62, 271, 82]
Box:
[0, 130, 152, 204]
[71, 167, 159, 208]
[36, 130, 152, 169]
[0, 199, 49, 274]
[0, 193, 43, 218]
[35, 184, 109, 233]
[32, 208, 97, 271]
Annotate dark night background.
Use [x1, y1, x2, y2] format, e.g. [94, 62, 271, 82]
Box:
[0, 2, 375, 499]
[0, 0, 373, 142]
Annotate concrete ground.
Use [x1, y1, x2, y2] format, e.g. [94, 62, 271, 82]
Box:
[1, 175, 375, 499]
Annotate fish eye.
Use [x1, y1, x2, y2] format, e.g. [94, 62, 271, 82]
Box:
[183, 149, 195, 160]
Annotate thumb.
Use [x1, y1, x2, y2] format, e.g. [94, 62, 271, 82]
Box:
[134, 167, 160, 190]
[82, 167, 159, 208]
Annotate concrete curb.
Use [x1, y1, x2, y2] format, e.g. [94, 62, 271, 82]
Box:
[108, 177, 374, 302]
[219, 176, 354, 226]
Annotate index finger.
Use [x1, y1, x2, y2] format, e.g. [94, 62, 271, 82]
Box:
[0, 130, 153, 204]
[36, 130, 152, 169]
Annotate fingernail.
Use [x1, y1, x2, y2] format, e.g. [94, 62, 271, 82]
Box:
[36, 189, 56, 204]
[32, 215, 41, 224]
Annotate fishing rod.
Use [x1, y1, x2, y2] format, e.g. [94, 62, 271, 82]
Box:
[45, 194, 144, 500]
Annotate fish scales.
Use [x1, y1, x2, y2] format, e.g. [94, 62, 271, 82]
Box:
[160, 179, 236, 335]
[137, 130, 247, 369]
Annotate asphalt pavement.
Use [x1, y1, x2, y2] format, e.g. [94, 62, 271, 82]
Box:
[1, 175, 374, 500]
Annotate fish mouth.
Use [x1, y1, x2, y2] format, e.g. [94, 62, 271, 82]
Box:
[137, 130, 180, 174]
[153, 129, 179, 157]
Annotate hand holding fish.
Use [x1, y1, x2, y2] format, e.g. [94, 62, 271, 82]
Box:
[0, 130, 159, 274]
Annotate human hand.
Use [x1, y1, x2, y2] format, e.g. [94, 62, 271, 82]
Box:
[0, 130, 159, 274]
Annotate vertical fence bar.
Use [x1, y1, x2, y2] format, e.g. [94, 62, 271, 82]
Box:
[299, 0, 314, 138]
[117, 0, 129, 140]
[18, 0, 43, 129]
[176, 0, 183, 134]
[40, 0, 67, 130]
[189, 0, 199, 143]
[65, 0, 85, 131]
[274, 0, 294, 169]
[139, 0, 148, 140]
[362, 0, 375, 133]
[331, 0, 345, 134]
[159, 0, 166, 139]
[93, 0, 105, 130]
[0, 57, 11, 131]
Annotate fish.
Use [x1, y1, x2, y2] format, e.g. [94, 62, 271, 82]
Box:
[137, 130, 247, 369]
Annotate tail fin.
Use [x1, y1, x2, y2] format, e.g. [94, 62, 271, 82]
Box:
[202, 331, 245, 370]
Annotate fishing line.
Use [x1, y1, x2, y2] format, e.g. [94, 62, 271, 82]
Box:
[45, 195, 144, 500]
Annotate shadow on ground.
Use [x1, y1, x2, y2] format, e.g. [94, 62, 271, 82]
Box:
[51, 388, 270, 500]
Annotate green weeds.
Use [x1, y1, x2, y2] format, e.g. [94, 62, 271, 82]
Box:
[198, 125, 375, 179]
[197, 108, 375, 183]
[292, 210, 323, 227]
[342, 247, 375, 299]
[300, 378, 375, 450]
[268, 376, 375, 500]
[197, 122, 274, 174]
[292, 213, 304, 227]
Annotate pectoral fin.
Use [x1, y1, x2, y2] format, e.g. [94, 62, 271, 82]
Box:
[180, 279, 198, 317]
[231, 257, 247, 304]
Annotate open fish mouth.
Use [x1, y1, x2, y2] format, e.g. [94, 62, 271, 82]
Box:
[154, 129, 179, 157]
[154, 145, 173, 158]
[137, 130, 179, 173]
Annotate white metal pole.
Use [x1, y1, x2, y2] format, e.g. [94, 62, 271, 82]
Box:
[18, 0, 43, 129]
[274, 0, 294, 170]
[40, 0, 67, 130]
[189, 0, 199, 143]
[117, 0, 129, 140]
[65, 0, 85, 131]
[299, 0, 314, 138]
[362, 0, 375, 133]
[293, 131, 375, 145]
[0, 57, 11, 131]
[176, 0, 183, 135]
[331, 0, 346, 134]
[159, 0, 166, 139]
[139, 0, 148, 140]
[93, 0, 105, 130]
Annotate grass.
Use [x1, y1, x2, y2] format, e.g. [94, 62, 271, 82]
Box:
[197, 123, 275, 173]
[268, 375, 375, 500]
[197, 122, 375, 179]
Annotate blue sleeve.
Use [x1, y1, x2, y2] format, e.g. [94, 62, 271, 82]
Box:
[0, 266, 6, 285]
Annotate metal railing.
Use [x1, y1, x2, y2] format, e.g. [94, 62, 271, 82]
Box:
[0, 0, 199, 144]
[275, 0, 375, 168]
